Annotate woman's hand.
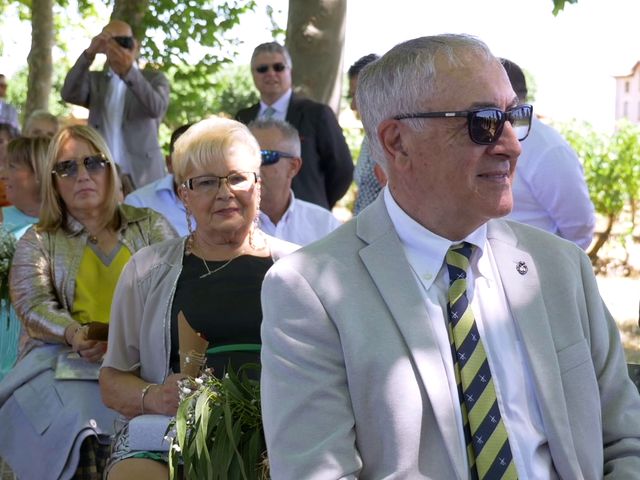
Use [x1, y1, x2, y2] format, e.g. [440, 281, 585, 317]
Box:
[64, 324, 107, 363]
[145, 373, 187, 416]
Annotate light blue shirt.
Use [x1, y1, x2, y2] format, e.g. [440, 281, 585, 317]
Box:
[124, 174, 190, 236]
[259, 89, 292, 121]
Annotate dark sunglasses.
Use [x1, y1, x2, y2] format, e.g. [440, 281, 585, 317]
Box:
[52, 154, 109, 178]
[261, 149, 296, 165]
[255, 63, 287, 74]
[113, 36, 134, 50]
[393, 104, 533, 145]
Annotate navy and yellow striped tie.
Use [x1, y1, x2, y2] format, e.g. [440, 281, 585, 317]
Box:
[445, 242, 517, 480]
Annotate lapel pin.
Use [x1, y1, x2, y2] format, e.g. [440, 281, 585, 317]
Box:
[516, 261, 528, 275]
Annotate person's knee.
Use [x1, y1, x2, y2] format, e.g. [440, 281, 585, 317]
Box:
[107, 458, 169, 480]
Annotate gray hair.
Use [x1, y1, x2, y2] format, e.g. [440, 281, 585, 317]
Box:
[172, 116, 261, 185]
[356, 34, 496, 171]
[248, 118, 301, 157]
[251, 42, 293, 69]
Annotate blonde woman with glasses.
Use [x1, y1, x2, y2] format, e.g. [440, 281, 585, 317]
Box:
[0, 125, 176, 480]
[100, 117, 297, 479]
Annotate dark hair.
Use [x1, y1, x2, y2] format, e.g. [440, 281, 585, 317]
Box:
[500, 58, 528, 102]
[348, 54, 380, 79]
[170, 124, 193, 154]
[0, 122, 18, 139]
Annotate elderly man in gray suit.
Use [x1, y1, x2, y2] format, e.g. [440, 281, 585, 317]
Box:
[62, 19, 169, 188]
[260, 34, 640, 479]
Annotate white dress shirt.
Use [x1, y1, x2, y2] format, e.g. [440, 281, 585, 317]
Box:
[384, 188, 558, 479]
[506, 116, 595, 250]
[101, 68, 128, 174]
[258, 89, 292, 121]
[258, 191, 341, 246]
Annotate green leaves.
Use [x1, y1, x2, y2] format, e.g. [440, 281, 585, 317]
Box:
[552, 0, 579, 15]
[168, 365, 267, 480]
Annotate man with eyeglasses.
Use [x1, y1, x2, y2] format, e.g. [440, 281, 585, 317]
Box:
[248, 118, 341, 246]
[501, 58, 596, 251]
[260, 34, 640, 479]
[236, 42, 353, 211]
[62, 19, 169, 189]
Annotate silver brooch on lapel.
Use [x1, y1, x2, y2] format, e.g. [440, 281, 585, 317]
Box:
[516, 261, 528, 275]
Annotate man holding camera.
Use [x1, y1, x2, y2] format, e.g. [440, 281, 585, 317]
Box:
[62, 20, 169, 188]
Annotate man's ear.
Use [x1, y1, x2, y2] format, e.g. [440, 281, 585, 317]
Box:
[288, 156, 302, 178]
[378, 119, 410, 171]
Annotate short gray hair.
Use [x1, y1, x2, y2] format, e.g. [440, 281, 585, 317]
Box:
[248, 118, 301, 157]
[251, 42, 292, 69]
[356, 34, 496, 171]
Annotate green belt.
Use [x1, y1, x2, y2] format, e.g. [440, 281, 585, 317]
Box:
[206, 343, 261, 355]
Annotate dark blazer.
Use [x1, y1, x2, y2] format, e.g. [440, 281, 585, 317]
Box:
[236, 93, 353, 209]
[61, 52, 169, 188]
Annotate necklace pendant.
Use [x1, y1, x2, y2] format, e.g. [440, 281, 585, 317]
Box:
[89, 235, 99, 244]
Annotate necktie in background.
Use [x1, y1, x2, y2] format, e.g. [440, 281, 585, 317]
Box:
[445, 242, 517, 480]
[262, 106, 276, 119]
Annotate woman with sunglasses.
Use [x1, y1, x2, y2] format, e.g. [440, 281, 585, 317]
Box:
[99, 117, 297, 479]
[0, 125, 176, 480]
[0, 136, 50, 383]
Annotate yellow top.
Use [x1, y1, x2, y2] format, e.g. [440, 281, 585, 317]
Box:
[71, 243, 131, 325]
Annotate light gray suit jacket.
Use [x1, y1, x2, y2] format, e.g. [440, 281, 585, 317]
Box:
[61, 52, 169, 188]
[260, 195, 640, 479]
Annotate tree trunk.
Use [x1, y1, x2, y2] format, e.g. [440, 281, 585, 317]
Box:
[25, 0, 53, 123]
[285, 0, 346, 113]
[111, 0, 149, 39]
[588, 214, 615, 264]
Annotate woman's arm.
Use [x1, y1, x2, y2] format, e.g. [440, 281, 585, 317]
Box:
[10, 228, 76, 344]
[100, 367, 184, 418]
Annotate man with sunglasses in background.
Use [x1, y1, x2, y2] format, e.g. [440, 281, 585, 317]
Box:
[501, 58, 596, 251]
[249, 118, 341, 246]
[260, 34, 640, 479]
[62, 19, 169, 190]
[236, 42, 353, 211]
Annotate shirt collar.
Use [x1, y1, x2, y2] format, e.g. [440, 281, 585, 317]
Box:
[155, 174, 179, 199]
[260, 88, 292, 115]
[383, 187, 487, 289]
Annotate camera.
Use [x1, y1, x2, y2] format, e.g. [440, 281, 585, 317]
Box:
[113, 36, 134, 50]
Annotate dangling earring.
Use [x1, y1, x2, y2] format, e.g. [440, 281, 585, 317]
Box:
[249, 182, 266, 250]
[185, 207, 194, 255]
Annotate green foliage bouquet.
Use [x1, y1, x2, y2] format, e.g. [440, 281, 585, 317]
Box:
[167, 365, 268, 480]
[0, 228, 16, 325]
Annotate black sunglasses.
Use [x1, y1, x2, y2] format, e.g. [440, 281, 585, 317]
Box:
[261, 149, 296, 165]
[393, 104, 533, 145]
[113, 36, 134, 50]
[255, 63, 287, 74]
[52, 154, 110, 178]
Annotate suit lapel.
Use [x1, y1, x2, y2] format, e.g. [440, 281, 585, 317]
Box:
[285, 94, 302, 126]
[488, 221, 582, 478]
[356, 198, 466, 480]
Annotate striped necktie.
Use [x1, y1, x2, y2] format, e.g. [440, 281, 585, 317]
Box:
[445, 242, 517, 480]
[262, 106, 276, 119]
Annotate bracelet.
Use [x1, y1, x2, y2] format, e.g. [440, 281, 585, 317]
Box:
[140, 383, 158, 415]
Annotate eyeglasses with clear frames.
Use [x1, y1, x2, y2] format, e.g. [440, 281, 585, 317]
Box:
[183, 171, 259, 195]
